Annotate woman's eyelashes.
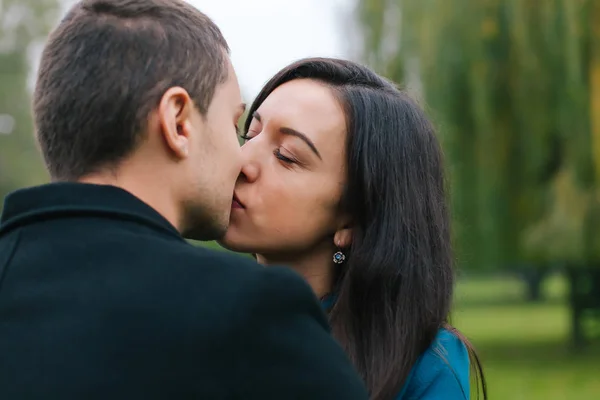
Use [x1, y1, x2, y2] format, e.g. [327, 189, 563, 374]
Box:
[274, 148, 296, 164]
[239, 130, 257, 142]
[239, 130, 299, 165]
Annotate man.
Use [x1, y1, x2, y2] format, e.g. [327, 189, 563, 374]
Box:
[0, 0, 368, 398]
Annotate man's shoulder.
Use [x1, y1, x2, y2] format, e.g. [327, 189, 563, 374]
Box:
[156, 243, 329, 336]
[165, 242, 266, 280]
[192, 246, 317, 296]
[160, 243, 320, 310]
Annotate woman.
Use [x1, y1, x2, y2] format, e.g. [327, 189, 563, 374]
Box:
[220, 58, 486, 400]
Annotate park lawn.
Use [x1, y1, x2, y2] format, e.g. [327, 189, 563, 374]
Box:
[454, 275, 600, 400]
[198, 241, 224, 251]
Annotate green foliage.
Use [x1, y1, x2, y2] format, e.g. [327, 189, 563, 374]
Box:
[356, 0, 600, 268]
[0, 0, 59, 205]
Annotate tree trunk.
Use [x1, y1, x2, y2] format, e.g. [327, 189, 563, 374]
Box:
[567, 267, 586, 348]
[522, 268, 546, 302]
[567, 266, 600, 348]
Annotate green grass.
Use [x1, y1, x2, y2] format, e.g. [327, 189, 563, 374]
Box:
[191, 240, 225, 251]
[454, 274, 600, 399]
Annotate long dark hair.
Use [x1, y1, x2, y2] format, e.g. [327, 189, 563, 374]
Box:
[244, 58, 486, 400]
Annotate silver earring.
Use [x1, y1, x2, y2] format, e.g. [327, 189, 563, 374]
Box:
[333, 250, 346, 264]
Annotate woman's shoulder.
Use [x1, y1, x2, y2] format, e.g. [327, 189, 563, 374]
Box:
[398, 328, 470, 399]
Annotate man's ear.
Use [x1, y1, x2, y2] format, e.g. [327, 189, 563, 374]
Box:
[157, 87, 194, 159]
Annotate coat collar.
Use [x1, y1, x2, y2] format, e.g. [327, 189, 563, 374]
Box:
[1, 182, 181, 239]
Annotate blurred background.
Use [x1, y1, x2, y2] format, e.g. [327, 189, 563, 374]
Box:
[1, 0, 600, 398]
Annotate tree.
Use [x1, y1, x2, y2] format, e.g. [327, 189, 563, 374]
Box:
[356, 0, 600, 344]
[0, 0, 60, 206]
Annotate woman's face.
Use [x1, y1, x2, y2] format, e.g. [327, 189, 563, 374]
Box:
[220, 79, 348, 255]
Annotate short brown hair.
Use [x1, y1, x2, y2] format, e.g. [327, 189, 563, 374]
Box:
[34, 0, 229, 180]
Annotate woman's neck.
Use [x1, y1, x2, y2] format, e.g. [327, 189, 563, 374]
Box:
[256, 247, 335, 298]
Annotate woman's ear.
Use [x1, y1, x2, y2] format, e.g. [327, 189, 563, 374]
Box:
[334, 212, 353, 248]
[333, 228, 353, 248]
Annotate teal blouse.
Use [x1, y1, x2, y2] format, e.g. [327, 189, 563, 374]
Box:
[321, 297, 470, 399]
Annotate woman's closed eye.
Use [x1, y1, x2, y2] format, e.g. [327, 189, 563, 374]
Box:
[274, 148, 297, 164]
[239, 131, 299, 165]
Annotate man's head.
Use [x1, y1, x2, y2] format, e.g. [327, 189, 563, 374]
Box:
[34, 0, 246, 240]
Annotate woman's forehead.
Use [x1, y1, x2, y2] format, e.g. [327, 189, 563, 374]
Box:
[257, 79, 346, 142]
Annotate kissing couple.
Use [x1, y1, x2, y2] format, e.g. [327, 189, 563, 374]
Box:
[0, 0, 485, 399]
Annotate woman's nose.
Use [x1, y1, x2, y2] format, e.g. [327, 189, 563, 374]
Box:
[238, 140, 261, 183]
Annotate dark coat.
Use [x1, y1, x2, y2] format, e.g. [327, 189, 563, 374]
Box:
[0, 183, 367, 400]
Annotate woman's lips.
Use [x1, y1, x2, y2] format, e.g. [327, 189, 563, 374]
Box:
[232, 193, 244, 209]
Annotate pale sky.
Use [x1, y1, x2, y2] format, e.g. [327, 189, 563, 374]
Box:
[189, 0, 356, 100]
